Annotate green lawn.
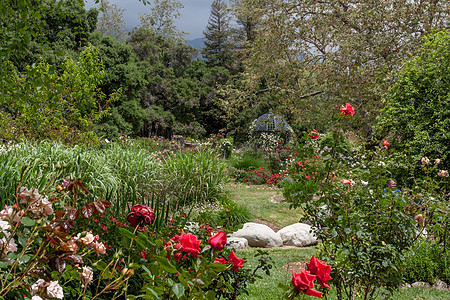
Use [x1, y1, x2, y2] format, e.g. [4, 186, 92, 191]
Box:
[228, 184, 301, 229]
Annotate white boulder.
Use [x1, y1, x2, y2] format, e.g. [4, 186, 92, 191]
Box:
[226, 237, 249, 250]
[277, 223, 318, 247]
[231, 222, 283, 248]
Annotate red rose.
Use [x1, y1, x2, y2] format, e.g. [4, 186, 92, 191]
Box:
[127, 205, 155, 228]
[178, 232, 201, 257]
[310, 129, 319, 139]
[228, 250, 244, 271]
[292, 270, 323, 298]
[306, 255, 332, 289]
[214, 257, 227, 264]
[209, 231, 227, 252]
[383, 139, 389, 149]
[340, 103, 355, 116]
[342, 179, 352, 185]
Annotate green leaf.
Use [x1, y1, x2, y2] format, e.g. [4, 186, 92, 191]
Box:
[20, 217, 35, 226]
[207, 262, 227, 272]
[144, 287, 161, 300]
[205, 291, 216, 300]
[155, 257, 177, 274]
[172, 283, 185, 299]
[118, 227, 136, 240]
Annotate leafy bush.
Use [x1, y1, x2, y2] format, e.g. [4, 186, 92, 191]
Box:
[376, 30, 450, 190]
[229, 150, 267, 171]
[402, 240, 443, 284]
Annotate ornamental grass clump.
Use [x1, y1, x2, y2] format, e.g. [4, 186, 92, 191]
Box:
[161, 148, 229, 206]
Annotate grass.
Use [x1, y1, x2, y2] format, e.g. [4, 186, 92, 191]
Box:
[228, 183, 301, 229]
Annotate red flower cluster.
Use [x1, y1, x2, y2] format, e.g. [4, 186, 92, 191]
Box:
[244, 168, 283, 185]
[209, 231, 227, 252]
[291, 256, 332, 298]
[127, 205, 155, 228]
[340, 103, 355, 116]
[383, 139, 389, 149]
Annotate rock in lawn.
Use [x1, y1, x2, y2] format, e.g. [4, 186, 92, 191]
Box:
[277, 223, 318, 247]
[232, 222, 283, 248]
[226, 237, 249, 250]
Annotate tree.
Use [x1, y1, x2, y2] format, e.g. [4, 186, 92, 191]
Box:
[88, 31, 148, 138]
[96, 0, 127, 42]
[139, 0, 185, 39]
[202, 0, 235, 70]
[230, 0, 450, 137]
[376, 30, 450, 173]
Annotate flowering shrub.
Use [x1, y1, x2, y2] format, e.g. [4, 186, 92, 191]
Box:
[243, 167, 283, 185]
[0, 178, 133, 299]
[283, 104, 446, 299]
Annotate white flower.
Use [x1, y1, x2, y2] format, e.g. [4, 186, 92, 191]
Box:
[361, 180, 368, 186]
[435, 158, 441, 165]
[6, 237, 17, 253]
[47, 281, 64, 299]
[378, 161, 386, 167]
[41, 197, 53, 217]
[32, 296, 43, 300]
[0, 220, 11, 232]
[81, 266, 94, 285]
[80, 232, 95, 245]
[93, 242, 106, 255]
[31, 279, 46, 294]
[421, 157, 430, 164]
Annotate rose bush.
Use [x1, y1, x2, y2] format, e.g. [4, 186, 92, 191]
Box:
[282, 103, 445, 299]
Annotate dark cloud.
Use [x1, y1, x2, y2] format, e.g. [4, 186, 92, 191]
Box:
[85, 0, 213, 39]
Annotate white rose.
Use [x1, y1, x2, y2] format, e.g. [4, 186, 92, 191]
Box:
[0, 220, 11, 232]
[421, 156, 430, 164]
[47, 281, 64, 299]
[81, 266, 94, 285]
[31, 279, 46, 294]
[32, 296, 43, 300]
[80, 232, 95, 245]
[435, 158, 441, 165]
[6, 238, 17, 253]
[41, 197, 53, 216]
[94, 242, 106, 255]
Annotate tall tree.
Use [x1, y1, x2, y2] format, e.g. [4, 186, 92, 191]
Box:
[202, 0, 235, 69]
[96, 0, 127, 42]
[139, 0, 185, 39]
[230, 0, 450, 137]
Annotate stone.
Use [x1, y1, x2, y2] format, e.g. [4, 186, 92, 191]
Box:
[432, 280, 448, 290]
[411, 282, 431, 289]
[231, 222, 283, 248]
[277, 223, 318, 247]
[226, 237, 249, 250]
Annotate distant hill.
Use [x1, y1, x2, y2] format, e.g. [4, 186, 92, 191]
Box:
[186, 37, 204, 50]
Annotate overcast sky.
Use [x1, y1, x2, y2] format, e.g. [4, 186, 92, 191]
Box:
[84, 0, 213, 40]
